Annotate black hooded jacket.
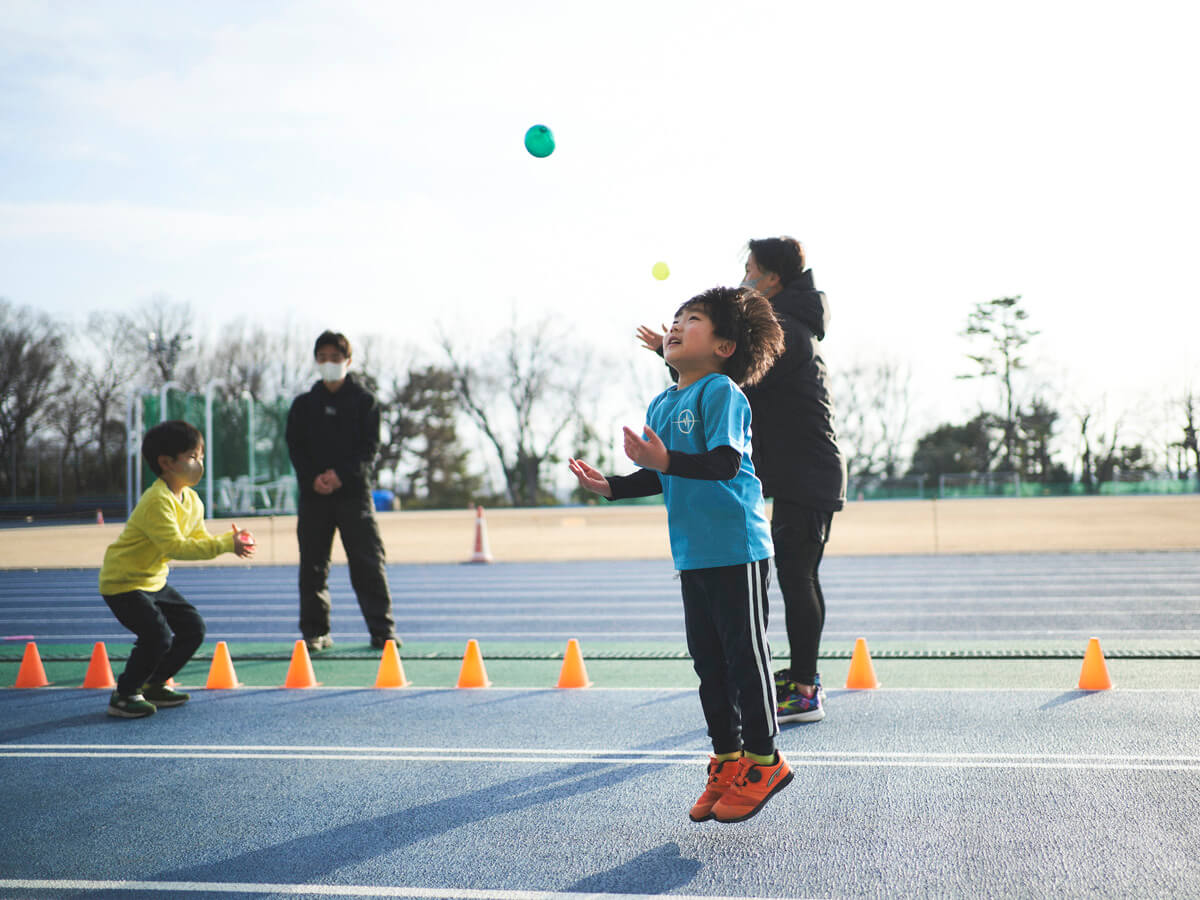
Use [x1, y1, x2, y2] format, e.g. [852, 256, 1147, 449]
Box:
[285, 373, 381, 497]
[742, 269, 846, 510]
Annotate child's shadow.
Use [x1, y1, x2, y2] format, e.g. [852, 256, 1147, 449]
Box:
[569, 842, 702, 894]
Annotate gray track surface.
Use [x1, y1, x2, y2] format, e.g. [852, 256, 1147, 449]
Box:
[3, 551, 1200, 647]
[3, 552, 1200, 899]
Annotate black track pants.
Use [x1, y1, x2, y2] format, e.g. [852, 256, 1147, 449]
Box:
[680, 559, 778, 757]
[103, 585, 206, 696]
[771, 502, 833, 685]
[297, 488, 394, 640]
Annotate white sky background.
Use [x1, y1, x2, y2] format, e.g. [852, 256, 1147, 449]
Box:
[3, 0, 1199, 477]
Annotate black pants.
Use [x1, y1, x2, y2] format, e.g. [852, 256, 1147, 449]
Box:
[680, 559, 777, 757]
[102, 585, 206, 696]
[297, 488, 394, 640]
[771, 501, 833, 685]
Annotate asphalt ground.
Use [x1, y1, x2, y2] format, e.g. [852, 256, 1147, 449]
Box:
[2, 552, 1200, 899]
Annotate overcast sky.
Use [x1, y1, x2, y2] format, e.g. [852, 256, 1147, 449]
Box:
[3, 0, 1198, 449]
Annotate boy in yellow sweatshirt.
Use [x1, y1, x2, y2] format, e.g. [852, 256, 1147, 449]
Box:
[100, 420, 255, 717]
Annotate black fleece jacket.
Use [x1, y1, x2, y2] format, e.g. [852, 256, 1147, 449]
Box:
[742, 269, 846, 510]
[285, 374, 381, 496]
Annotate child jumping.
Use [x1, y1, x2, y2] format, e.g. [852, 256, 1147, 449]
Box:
[99, 419, 255, 718]
[569, 285, 788, 823]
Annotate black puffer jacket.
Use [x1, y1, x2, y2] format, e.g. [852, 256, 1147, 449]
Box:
[743, 269, 846, 510]
[285, 374, 381, 496]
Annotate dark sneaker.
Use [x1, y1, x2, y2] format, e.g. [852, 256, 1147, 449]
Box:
[778, 684, 824, 723]
[142, 682, 190, 707]
[107, 691, 156, 719]
[689, 756, 740, 822]
[305, 634, 334, 653]
[370, 634, 402, 650]
[711, 753, 793, 823]
[775, 667, 826, 702]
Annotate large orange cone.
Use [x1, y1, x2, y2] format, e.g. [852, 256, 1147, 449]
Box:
[467, 506, 494, 563]
[556, 638, 592, 688]
[1078, 637, 1113, 690]
[14, 642, 50, 688]
[81, 642, 116, 688]
[206, 641, 240, 689]
[456, 639, 491, 688]
[284, 639, 319, 688]
[375, 639, 409, 688]
[845, 637, 881, 689]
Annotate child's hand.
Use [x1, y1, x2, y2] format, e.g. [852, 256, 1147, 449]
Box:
[623, 425, 669, 472]
[636, 324, 666, 353]
[232, 524, 257, 559]
[568, 458, 613, 499]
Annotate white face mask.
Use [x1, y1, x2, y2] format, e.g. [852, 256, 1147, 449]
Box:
[317, 361, 347, 383]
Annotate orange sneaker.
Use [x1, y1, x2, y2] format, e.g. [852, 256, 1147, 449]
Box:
[689, 756, 741, 822]
[711, 752, 793, 823]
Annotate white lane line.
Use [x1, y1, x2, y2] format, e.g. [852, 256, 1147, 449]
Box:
[0, 880, 819, 900]
[2, 744, 1199, 771]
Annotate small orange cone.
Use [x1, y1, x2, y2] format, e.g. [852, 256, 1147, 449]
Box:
[1078, 637, 1113, 690]
[456, 639, 491, 688]
[206, 641, 240, 689]
[467, 506, 494, 563]
[81, 642, 116, 688]
[556, 638, 592, 688]
[284, 639, 319, 688]
[14, 642, 50, 688]
[845, 637, 881, 689]
[96, 509, 104, 525]
[375, 639, 409, 688]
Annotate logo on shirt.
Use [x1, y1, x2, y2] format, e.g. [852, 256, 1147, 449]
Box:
[674, 408, 696, 435]
[324, 406, 337, 416]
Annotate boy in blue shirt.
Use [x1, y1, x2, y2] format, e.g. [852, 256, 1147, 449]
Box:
[569, 286, 789, 823]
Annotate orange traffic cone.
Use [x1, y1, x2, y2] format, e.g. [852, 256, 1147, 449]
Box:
[14, 642, 50, 688]
[206, 641, 240, 689]
[284, 639, 319, 688]
[375, 639, 409, 688]
[81, 642, 116, 688]
[467, 506, 494, 563]
[1078, 637, 1113, 690]
[556, 638, 592, 688]
[845, 637, 881, 689]
[456, 639, 491, 688]
[96, 509, 104, 525]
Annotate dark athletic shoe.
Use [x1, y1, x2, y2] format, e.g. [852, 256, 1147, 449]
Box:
[305, 634, 334, 653]
[370, 634, 402, 650]
[711, 753, 794, 823]
[107, 691, 156, 718]
[142, 683, 190, 707]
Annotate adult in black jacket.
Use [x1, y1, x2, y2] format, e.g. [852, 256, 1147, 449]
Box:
[285, 330, 397, 652]
[740, 237, 845, 723]
[637, 237, 845, 722]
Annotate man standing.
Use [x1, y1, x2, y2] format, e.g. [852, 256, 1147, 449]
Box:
[285, 330, 398, 652]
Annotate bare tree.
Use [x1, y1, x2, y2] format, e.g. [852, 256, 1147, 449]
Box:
[441, 313, 589, 506]
[0, 300, 65, 497]
[958, 296, 1039, 470]
[131, 294, 195, 386]
[832, 357, 914, 481]
[1175, 389, 1199, 485]
[75, 311, 142, 489]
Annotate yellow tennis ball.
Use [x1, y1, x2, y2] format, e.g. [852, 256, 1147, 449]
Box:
[651, 261, 670, 280]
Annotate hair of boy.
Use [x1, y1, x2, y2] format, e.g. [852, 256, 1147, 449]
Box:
[142, 420, 204, 476]
[747, 237, 806, 287]
[675, 286, 785, 388]
[313, 330, 352, 359]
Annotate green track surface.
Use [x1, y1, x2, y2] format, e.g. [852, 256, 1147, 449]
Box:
[5, 640, 1200, 690]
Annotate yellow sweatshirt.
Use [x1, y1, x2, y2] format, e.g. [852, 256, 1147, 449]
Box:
[98, 478, 235, 595]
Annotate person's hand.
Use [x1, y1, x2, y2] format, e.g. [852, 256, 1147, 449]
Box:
[313, 473, 333, 494]
[636, 324, 667, 353]
[232, 524, 257, 559]
[323, 468, 343, 491]
[568, 458, 613, 499]
[623, 425, 669, 472]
